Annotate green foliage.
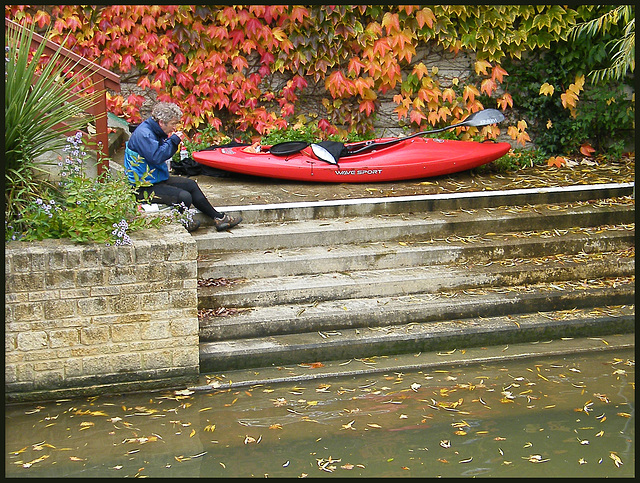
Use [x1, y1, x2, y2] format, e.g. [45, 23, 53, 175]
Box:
[502, 47, 634, 157]
[4, 20, 100, 226]
[570, 5, 635, 84]
[8, 133, 166, 244]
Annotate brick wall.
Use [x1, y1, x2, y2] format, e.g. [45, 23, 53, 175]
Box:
[5, 225, 200, 402]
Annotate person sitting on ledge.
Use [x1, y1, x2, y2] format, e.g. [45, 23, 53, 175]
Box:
[124, 101, 241, 233]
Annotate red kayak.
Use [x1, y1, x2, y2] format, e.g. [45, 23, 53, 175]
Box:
[192, 137, 511, 183]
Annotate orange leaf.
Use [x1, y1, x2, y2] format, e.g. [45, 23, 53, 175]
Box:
[491, 65, 508, 83]
[416, 8, 436, 29]
[580, 143, 595, 157]
[410, 109, 427, 126]
[481, 78, 497, 96]
[547, 156, 565, 168]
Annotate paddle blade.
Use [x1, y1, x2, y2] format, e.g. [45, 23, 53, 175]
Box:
[462, 108, 505, 127]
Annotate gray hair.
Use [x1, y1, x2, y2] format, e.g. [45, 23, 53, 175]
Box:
[151, 102, 183, 123]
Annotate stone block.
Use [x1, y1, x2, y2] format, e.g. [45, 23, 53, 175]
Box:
[64, 358, 83, 377]
[77, 297, 109, 316]
[108, 266, 137, 284]
[81, 246, 102, 267]
[142, 350, 172, 370]
[6, 272, 46, 292]
[49, 328, 80, 348]
[170, 289, 198, 309]
[111, 352, 142, 372]
[34, 370, 64, 389]
[16, 362, 35, 381]
[141, 321, 170, 340]
[111, 323, 141, 342]
[110, 294, 141, 313]
[170, 317, 199, 337]
[45, 269, 76, 289]
[116, 245, 136, 265]
[172, 347, 200, 369]
[10, 302, 45, 322]
[77, 268, 107, 287]
[17, 331, 48, 351]
[82, 355, 112, 374]
[80, 326, 110, 345]
[141, 292, 170, 310]
[43, 299, 77, 319]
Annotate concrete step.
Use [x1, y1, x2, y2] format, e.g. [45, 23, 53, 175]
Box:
[199, 281, 635, 341]
[202, 182, 634, 224]
[199, 304, 635, 371]
[197, 226, 634, 280]
[191, 196, 635, 253]
[198, 249, 634, 308]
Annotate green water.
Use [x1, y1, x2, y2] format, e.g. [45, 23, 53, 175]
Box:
[5, 348, 634, 478]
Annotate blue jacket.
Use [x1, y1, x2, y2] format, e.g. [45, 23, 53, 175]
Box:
[124, 117, 181, 185]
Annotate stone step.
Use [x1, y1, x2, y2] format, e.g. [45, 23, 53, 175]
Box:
[202, 182, 634, 224]
[191, 197, 634, 253]
[197, 226, 634, 280]
[199, 304, 635, 372]
[197, 250, 634, 308]
[199, 282, 635, 341]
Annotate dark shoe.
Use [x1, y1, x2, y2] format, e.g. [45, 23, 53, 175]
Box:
[214, 213, 242, 231]
[183, 219, 200, 233]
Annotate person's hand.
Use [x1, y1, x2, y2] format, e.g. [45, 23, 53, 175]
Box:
[174, 131, 185, 141]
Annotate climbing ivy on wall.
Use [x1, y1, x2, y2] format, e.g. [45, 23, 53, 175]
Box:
[5, 4, 628, 152]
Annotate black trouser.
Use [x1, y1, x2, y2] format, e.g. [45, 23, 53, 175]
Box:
[137, 176, 222, 220]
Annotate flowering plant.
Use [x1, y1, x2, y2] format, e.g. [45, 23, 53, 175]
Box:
[8, 132, 166, 244]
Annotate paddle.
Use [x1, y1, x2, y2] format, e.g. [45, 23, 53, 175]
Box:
[345, 108, 505, 155]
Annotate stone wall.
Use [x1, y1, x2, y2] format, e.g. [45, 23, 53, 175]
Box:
[5, 225, 200, 402]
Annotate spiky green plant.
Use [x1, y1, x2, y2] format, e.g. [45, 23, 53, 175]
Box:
[4, 20, 101, 233]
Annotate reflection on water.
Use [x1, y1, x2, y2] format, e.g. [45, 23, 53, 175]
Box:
[5, 349, 634, 478]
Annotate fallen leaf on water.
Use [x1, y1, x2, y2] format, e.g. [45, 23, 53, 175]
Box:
[367, 423, 382, 429]
[74, 409, 109, 417]
[578, 458, 587, 465]
[609, 452, 623, 467]
[341, 420, 356, 430]
[524, 454, 550, 463]
[459, 457, 473, 463]
[204, 424, 216, 432]
[69, 456, 86, 461]
[22, 455, 50, 468]
[616, 412, 631, 418]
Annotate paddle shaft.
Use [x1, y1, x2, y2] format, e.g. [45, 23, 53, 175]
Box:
[346, 108, 504, 155]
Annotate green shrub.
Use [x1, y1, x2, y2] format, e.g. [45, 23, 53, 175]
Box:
[9, 133, 167, 244]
